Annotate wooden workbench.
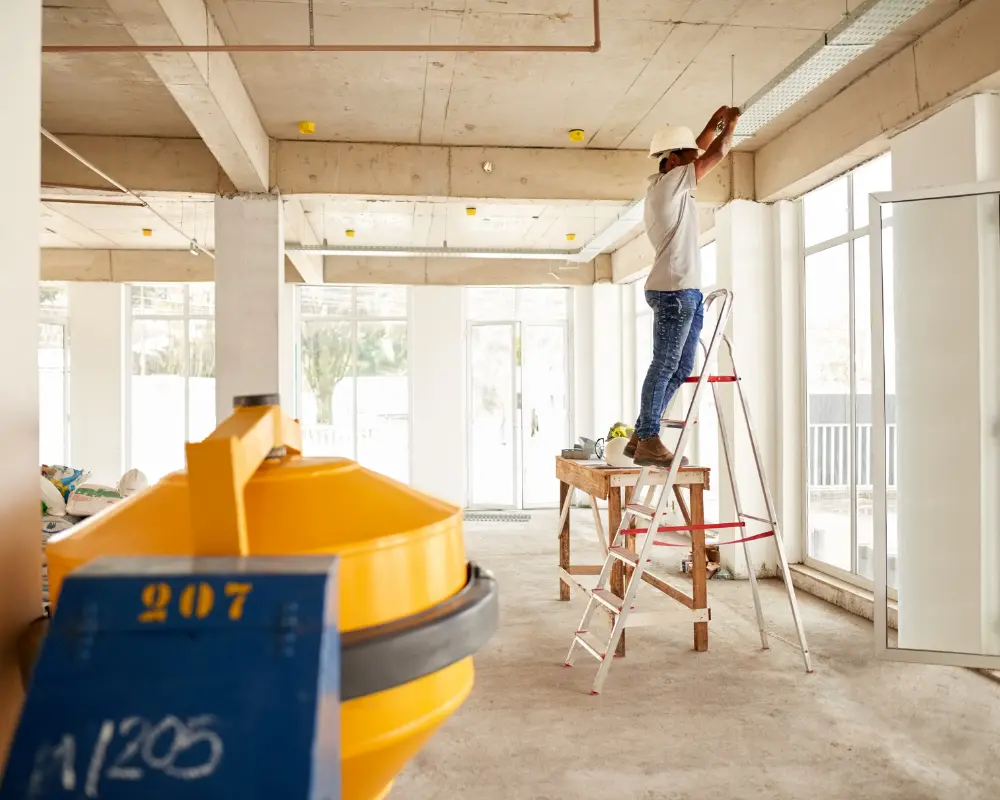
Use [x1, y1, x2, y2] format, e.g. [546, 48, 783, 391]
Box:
[556, 456, 712, 656]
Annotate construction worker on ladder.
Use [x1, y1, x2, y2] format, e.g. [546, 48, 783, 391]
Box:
[624, 105, 741, 468]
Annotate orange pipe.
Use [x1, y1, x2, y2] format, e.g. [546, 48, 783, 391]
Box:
[43, 0, 601, 54]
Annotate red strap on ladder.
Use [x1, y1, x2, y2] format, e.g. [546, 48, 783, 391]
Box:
[684, 375, 738, 383]
[622, 521, 744, 536]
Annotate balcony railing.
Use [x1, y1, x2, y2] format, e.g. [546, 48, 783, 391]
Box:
[808, 423, 897, 489]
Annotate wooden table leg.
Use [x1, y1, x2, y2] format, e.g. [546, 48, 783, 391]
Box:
[689, 484, 708, 652]
[623, 485, 637, 586]
[608, 486, 626, 657]
[559, 480, 571, 601]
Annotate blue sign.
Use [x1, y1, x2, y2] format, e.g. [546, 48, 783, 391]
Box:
[1, 556, 340, 800]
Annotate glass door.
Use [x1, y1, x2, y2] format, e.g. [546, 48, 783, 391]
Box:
[870, 181, 1000, 669]
[520, 324, 569, 508]
[468, 323, 518, 508]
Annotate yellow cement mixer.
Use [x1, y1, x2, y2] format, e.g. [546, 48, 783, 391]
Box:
[40, 394, 499, 800]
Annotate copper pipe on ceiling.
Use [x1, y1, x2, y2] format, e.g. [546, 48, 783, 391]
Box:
[43, 0, 601, 54]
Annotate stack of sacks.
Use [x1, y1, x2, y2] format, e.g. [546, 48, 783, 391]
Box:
[39, 465, 149, 610]
[40, 465, 89, 609]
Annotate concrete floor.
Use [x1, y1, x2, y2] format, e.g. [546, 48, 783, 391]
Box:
[393, 510, 1000, 800]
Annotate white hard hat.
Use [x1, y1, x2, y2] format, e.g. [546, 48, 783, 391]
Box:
[649, 125, 699, 159]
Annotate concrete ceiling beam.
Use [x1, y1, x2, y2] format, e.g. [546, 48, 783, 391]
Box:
[41, 248, 597, 286]
[41, 248, 215, 282]
[104, 0, 269, 193]
[281, 198, 323, 284]
[42, 135, 736, 206]
[324, 256, 596, 286]
[754, 0, 1000, 202]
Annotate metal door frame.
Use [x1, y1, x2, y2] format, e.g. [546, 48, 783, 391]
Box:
[519, 320, 572, 510]
[466, 320, 521, 510]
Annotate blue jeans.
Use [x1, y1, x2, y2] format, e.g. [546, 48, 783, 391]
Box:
[635, 289, 704, 439]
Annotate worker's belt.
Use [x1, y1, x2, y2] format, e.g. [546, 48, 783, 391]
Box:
[340, 562, 499, 701]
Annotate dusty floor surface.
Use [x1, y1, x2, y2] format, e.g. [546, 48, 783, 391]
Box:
[392, 510, 1000, 800]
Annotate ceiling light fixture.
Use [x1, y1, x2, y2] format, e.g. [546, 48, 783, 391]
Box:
[142, 228, 152, 237]
[569, 129, 585, 142]
[466, 207, 477, 216]
[298, 121, 316, 135]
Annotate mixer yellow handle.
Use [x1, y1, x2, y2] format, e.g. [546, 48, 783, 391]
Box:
[184, 396, 302, 557]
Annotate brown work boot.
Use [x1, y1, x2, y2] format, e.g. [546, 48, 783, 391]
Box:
[623, 432, 639, 459]
[633, 436, 689, 468]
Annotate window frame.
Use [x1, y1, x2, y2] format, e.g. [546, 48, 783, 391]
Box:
[124, 283, 215, 473]
[799, 155, 896, 594]
[39, 283, 71, 465]
[294, 285, 412, 481]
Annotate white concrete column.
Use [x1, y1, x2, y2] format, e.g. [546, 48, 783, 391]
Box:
[0, 0, 42, 761]
[410, 286, 466, 506]
[214, 194, 290, 421]
[621, 283, 637, 421]
[773, 200, 806, 564]
[69, 283, 125, 485]
[889, 94, 1000, 653]
[572, 286, 595, 444]
[591, 282, 625, 434]
[714, 200, 781, 577]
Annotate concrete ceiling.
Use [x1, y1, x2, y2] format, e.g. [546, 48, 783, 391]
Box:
[40, 190, 214, 250]
[42, 0, 959, 149]
[37, 192, 637, 252]
[299, 197, 631, 249]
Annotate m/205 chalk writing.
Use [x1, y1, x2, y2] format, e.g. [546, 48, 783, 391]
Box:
[30, 714, 223, 797]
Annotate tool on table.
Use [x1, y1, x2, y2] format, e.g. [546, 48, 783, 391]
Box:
[563, 289, 813, 694]
[561, 436, 604, 460]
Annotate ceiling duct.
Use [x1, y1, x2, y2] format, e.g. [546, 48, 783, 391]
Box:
[735, 0, 933, 141]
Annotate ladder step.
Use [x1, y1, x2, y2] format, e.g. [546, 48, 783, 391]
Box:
[591, 588, 624, 613]
[660, 419, 688, 429]
[573, 631, 606, 662]
[741, 513, 776, 525]
[609, 546, 639, 566]
[626, 503, 656, 520]
[684, 375, 738, 383]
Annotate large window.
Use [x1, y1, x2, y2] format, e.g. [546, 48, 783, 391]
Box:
[127, 284, 216, 481]
[39, 283, 70, 465]
[802, 154, 896, 587]
[296, 285, 409, 483]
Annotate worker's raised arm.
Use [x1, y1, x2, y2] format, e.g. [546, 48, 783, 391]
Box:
[695, 106, 729, 151]
[694, 108, 739, 184]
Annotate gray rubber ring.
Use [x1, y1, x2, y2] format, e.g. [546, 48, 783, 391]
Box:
[233, 393, 281, 408]
[340, 563, 499, 701]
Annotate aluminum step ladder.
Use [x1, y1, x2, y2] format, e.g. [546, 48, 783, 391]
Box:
[564, 288, 813, 694]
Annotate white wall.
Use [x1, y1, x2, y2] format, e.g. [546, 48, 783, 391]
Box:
[715, 201, 782, 577]
[409, 286, 467, 506]
[69, 283, 125, 485]
[889, 94, 1000, 653]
